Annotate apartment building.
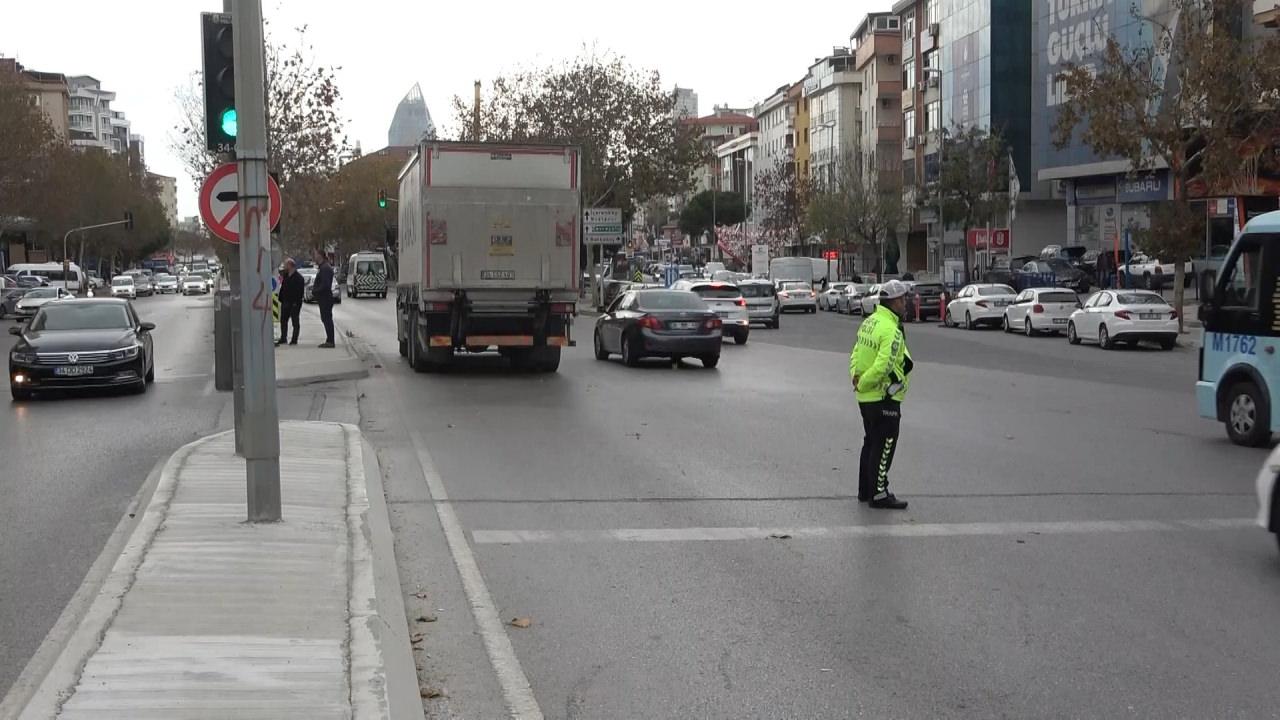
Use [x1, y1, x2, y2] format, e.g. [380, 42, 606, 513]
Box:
[804, 48, 861, 188]
[0, 58, 69, 138]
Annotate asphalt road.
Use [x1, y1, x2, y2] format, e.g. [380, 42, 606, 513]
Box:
[342, 295, 1280, 719]
[0, 291, 361, 700]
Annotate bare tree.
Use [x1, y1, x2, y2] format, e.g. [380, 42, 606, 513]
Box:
[1054, 0, 1280, 328]
[807, 153, 904, 275]
[753, 161, 810, 257]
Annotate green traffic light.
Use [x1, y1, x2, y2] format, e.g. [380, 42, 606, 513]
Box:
[378, 198, 387, 209]
[220, 107, 238, 138]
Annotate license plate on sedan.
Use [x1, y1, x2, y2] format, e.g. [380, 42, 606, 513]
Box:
[671, 321, 697, 330]
[1139, 313, 1161, 320]
[54, 366, 94, 377]
[1053, 318, 1068, 324]
[994, 300, 1010, 306]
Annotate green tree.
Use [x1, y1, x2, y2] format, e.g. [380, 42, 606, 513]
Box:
[0, 66, 59, 236]
[678, 190, 747, 245]
[315, 154, 402, 261]
[1054, 0, 1280, 329]
[452, 52, 705, 217]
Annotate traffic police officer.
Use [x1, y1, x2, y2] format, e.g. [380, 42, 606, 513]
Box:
[849, 279, 913, 509]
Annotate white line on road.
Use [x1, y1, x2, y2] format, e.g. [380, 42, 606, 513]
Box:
[406, 425, 544, 720]
[470, 518, 1258, 545]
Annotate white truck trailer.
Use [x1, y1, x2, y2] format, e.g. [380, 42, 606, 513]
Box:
[395, 141, 581, 372]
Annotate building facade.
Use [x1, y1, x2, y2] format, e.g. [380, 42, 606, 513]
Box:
[681, 109, 758, 193]
[805, 49, 862, 187]
[148, 173, 178, 229]
[67, 76, 132, 153]
[672, 87, 699, 119]
[754, 84, 794, 174]
[387, 83, 435, 147]
[850, 13, 906, 274]
[790, 81, 811, 181]
[0, 58, 69, 138]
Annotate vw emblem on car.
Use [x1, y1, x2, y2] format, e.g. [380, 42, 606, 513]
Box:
[68, 353, 79, 364]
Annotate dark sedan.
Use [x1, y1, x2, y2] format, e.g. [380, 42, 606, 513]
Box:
[593, 289, 722, 368]
[906, 282, 948, 322]
[9, 299, 155, 400]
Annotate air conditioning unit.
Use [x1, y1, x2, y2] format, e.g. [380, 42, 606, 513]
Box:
[930, 22, 940, 37]
[906, 136, 917, 149]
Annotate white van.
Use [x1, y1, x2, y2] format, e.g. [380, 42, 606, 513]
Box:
[345, 252, 388, 299]
[6, 262, 86, 292]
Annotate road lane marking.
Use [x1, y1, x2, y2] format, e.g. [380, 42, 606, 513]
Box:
[405, 425, 543, 719]
[470, 518, 1258, 545]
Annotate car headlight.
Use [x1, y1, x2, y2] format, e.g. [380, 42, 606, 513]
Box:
[10, 351, 36, 364]
[111, 344, 142, 361]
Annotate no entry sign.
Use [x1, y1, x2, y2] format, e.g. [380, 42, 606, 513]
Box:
[198, 163, 282, 244]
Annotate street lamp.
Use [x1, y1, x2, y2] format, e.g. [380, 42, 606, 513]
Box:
[923, 67, 945, 279]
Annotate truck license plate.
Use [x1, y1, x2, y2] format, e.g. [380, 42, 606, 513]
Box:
[54, 366, 93, 377]
[480, 270, 514, 280]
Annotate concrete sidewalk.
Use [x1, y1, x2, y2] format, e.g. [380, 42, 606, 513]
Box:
[274, 304, 367, 387]
[6, 422, 422, 720]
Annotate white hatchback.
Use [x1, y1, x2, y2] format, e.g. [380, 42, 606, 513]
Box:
[859, 284, 882, 316]
[110, 275, 137, 299]
[1002, 288, 1081, 336]
[671, 280, 751, 344]
[946, 284, 1017, 329]
[1066, 290, 1179, 350]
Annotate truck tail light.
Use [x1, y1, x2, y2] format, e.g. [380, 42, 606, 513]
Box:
[423, 301, 452, 312]
[638, 315, 663, 330]
[1114, 310, 1132, 320]
[1032, 304, 1044, 314]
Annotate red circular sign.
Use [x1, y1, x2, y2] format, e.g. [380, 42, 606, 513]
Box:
[198, 162, 282, 244]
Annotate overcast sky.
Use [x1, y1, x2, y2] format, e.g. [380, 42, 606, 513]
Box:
[3, 0, 880, 218]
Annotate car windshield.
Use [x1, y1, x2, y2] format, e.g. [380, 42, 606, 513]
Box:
[739, 284, 775, 298]
[356, 260, 382, 273]
[33, 304, 131, 330]
[829, 283, 849, 292]
[636, 291, 705, 310]
[112, 278, 132, 286]
[1038, 291, 1079, 303]
[781, 282, 809, 291]
[26, 288, 57, 298]
[978, 286, 1015, 296]
[1117, 292, 1166, 305]
[691, 285, 741, 299]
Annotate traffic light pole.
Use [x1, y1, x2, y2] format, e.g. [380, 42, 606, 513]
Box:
[232, 0, 281, 522]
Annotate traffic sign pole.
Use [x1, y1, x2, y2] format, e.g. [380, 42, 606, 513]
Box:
[233, 0, 280, 522]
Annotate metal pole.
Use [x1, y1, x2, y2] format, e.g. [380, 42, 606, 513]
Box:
[233, 0, 281, 522]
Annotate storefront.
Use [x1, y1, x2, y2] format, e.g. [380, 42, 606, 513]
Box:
[1064, 171, 1169, 253]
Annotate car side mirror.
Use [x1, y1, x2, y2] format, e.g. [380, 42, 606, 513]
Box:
[9, 325, 22, 335]
[139, 322, 156, 332]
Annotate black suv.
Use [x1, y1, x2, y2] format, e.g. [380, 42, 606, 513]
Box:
[906, 282, 947, 322]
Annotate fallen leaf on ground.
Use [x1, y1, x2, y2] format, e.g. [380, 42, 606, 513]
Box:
[410, 632, 425, 644]
[417, 614, 438, 623]
[819, 668, 833, 672]
[421, 687, 446, 699]
[769, 533, 793, 540]
[510, 617, 533, 629]
[413, 591, 428, 599]
[373, 363, 383, 369]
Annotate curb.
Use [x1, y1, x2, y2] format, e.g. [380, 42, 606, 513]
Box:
[8, 434, 203, 719]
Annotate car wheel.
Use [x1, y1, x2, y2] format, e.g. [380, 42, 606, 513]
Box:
[1225, 380, 1271, 447]
[1159, 336, 1177, 351]
[593, 330, 609, 360]
[735, 331, 749, 346]
[145, 361, 155, 383]
[771, 314, 780, 329]
[944, 309, 954, 328]
[1067, 321, 1081, 345]
[1024, 317, 1035, 337]
[965, 311, 975, 330]
[1002, 315, 1011, 333]
[621, 333, 641, 367]
[10, 385, 31, 401]
[1098, 324, 1113, 349]
[701, 354, 720, 369]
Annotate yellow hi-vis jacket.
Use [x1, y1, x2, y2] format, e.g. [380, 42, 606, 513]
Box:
[849, 304, 912, 403]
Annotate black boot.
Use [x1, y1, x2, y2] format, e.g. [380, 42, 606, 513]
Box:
[869, 493, 908, 510]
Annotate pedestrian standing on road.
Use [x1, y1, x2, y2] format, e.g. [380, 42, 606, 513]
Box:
[850, 279, 914, 509]
[313, 250, 337, 348]
[277, 259, 305, 346]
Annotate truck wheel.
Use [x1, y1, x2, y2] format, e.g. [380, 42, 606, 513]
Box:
[1225, 380, 1271, 447]
[398, 338, 408, 357]
[408, 309, 429, 373]
[534, 346, 561, 372]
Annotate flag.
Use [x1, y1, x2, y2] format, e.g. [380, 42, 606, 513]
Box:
[1007, 151, 1021, 222]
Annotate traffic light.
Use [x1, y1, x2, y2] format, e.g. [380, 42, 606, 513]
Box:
[201, 12, 236, 153]
[377, 189, 387, 209]
[124, 211, 134, 230]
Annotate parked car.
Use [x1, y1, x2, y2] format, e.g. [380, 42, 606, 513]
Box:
[1066, 289, 1178, 350]
[299, 268, 342, 304]
[1002, 287, 1081, 336]
[905, 282, 947, 321]
[1254, 447, 1279, 554]
[14, 286, 72, 320]
[181, 275, 209, 295]
[1014, 259, 1092, 294]
[818, 282, 851, 311]
[1119, 254, 1193, 290]
[671, 280, 750, 344]
[110, 275, 138, 299]
[837, 283, 871, 314]
[737, 278, 780, 329]
[945, 283, 1017, 329]
[593, 289, 722, 368]
[777, 281, 817, 313]
[8, 298, 155, 399]
[859, 284, 883, 316]
[1, 277, 32, 318]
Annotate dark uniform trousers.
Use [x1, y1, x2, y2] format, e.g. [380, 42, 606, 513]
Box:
[858, 400, 902, 500]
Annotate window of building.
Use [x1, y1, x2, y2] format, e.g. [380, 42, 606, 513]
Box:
[903, 58, 915, 90]
[926, 0, 938, 24]
[903, 10, 915, 42]
[925, 101, 940, 132]
[875, 16, 900, 31]
[904, 109, 915, 139]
